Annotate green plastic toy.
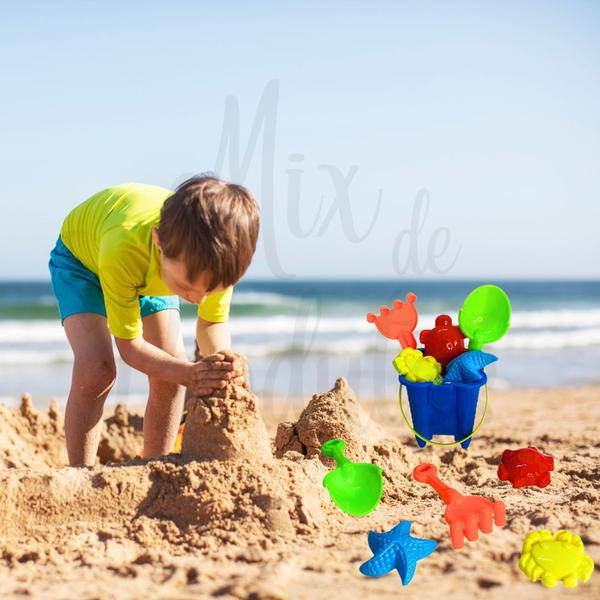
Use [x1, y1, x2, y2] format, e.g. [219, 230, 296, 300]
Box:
[459, 285, 511, 351]
[321, 439, 383, 516]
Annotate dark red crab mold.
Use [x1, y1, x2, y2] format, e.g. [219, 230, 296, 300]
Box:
[497, 446, 554, 489]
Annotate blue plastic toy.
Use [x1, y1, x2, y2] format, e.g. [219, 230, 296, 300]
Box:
[443, 351, 498, 384]
[359, 520, 438, 585]
[364, 285, 511, 449]
[399, 371, 487, 449]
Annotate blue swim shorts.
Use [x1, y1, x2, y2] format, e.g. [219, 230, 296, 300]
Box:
[48, 235, 180, 325]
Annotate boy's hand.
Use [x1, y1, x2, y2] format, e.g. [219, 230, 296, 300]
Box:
[216, 349, 250, 389]
[185, 353, 237, 396]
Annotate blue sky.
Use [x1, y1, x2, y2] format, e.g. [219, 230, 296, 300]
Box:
[1, 1, 599, 279]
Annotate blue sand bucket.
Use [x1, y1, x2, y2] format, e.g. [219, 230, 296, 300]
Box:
[398, 373, 488, 449]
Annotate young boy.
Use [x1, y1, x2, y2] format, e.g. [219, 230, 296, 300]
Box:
[48, 176, 260, 467]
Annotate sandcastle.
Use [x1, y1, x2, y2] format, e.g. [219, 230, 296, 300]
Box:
[275, 377, 389, 459]
[274, 377, 410, 503]
[181, 382, 273, 462]
[1, 378, 390, 554]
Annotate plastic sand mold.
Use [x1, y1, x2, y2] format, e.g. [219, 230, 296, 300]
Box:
[519, 530, 594, 588]
[443, 351, 497, 384]
[498, 446, 554, 489]
[321, 439, 383, 516]
[420, 314, 465, 369]
[393, 348, 442, 384]
[359, 521, 437, 585]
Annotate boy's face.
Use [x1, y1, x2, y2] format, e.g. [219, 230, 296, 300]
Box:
[152, 229, 227, 304]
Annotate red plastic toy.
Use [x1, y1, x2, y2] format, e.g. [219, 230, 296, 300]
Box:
[366, 293, 418, 349]
[419, 315, 466, 370]
[498, 446, 554, 489]
[413, 463, 506, 550]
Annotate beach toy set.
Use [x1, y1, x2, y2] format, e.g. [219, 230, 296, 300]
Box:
[367, 284, 511, 449]
[317, 284, 593, 588]
[320, 440, 592, 588]
[319, 440, 507, 584]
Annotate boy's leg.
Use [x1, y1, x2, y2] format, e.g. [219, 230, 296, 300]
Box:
[141, 308, 187, 458]
[63, 313, 116, 467]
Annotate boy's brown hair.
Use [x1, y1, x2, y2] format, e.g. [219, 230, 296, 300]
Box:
[157, 175, 260, 291]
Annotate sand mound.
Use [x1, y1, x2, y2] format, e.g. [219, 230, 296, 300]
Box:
[0, 379, 411, 551]
[0, 397, 144, 468]
[135, 453, 338, 545]
[275, 377, 410, 502]
[0, 394, 66, 469]
[0, 381, 353, 572]
[0, 453, 338, 560]
[98, 404, 143, 464]
[275, 377, 388, 457]
[182, 383, 272, 462]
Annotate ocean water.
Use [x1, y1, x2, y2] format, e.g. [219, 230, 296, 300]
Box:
[0, 279, 599, 408]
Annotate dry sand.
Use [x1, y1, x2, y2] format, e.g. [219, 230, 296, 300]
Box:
[0, 379, 598, 599]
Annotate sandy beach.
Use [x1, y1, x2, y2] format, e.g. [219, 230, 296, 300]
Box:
[0, 378, 598, 600]
[2, 0, 599, 597]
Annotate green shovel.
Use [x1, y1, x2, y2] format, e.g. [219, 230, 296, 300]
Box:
[459, 284, 512, 351]
[321, 439, 383, 516]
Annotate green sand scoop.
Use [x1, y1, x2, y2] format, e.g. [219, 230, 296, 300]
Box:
[459, 284, 512, 351]
[321, 439, 383, 516]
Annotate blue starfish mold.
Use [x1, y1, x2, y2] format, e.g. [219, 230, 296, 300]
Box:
[359, 521, 438, 585]
[443, 350, 497, 384]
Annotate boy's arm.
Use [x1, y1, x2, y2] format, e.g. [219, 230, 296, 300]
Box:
[196, 317, 231, 356]
[196, 286, 233, 354]
[115, 336, 237, 395]
[115, 336, 190, 385]
[196, 317, 249, 389]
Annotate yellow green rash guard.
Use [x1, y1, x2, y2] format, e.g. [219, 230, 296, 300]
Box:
[60, 183, 233, 339]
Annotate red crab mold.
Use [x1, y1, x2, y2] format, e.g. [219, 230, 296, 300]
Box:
[498, 446, 554, 489]
[419, 314, 466, 370]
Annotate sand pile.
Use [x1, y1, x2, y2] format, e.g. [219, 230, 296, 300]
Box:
[98, 404, 144, 464]
[0, 378, 411, 562]
[0, 379, 373, 570]
[275, 377, 387, 457]
[0, 395, 144, 468]
[0, 393, 66, 469]
[182, 382, 272, 462]
[141, 381, 352, 542]
[275, 377, 411, 502]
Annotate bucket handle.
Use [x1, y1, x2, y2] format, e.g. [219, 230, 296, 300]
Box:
[398, 383, 489, 447]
